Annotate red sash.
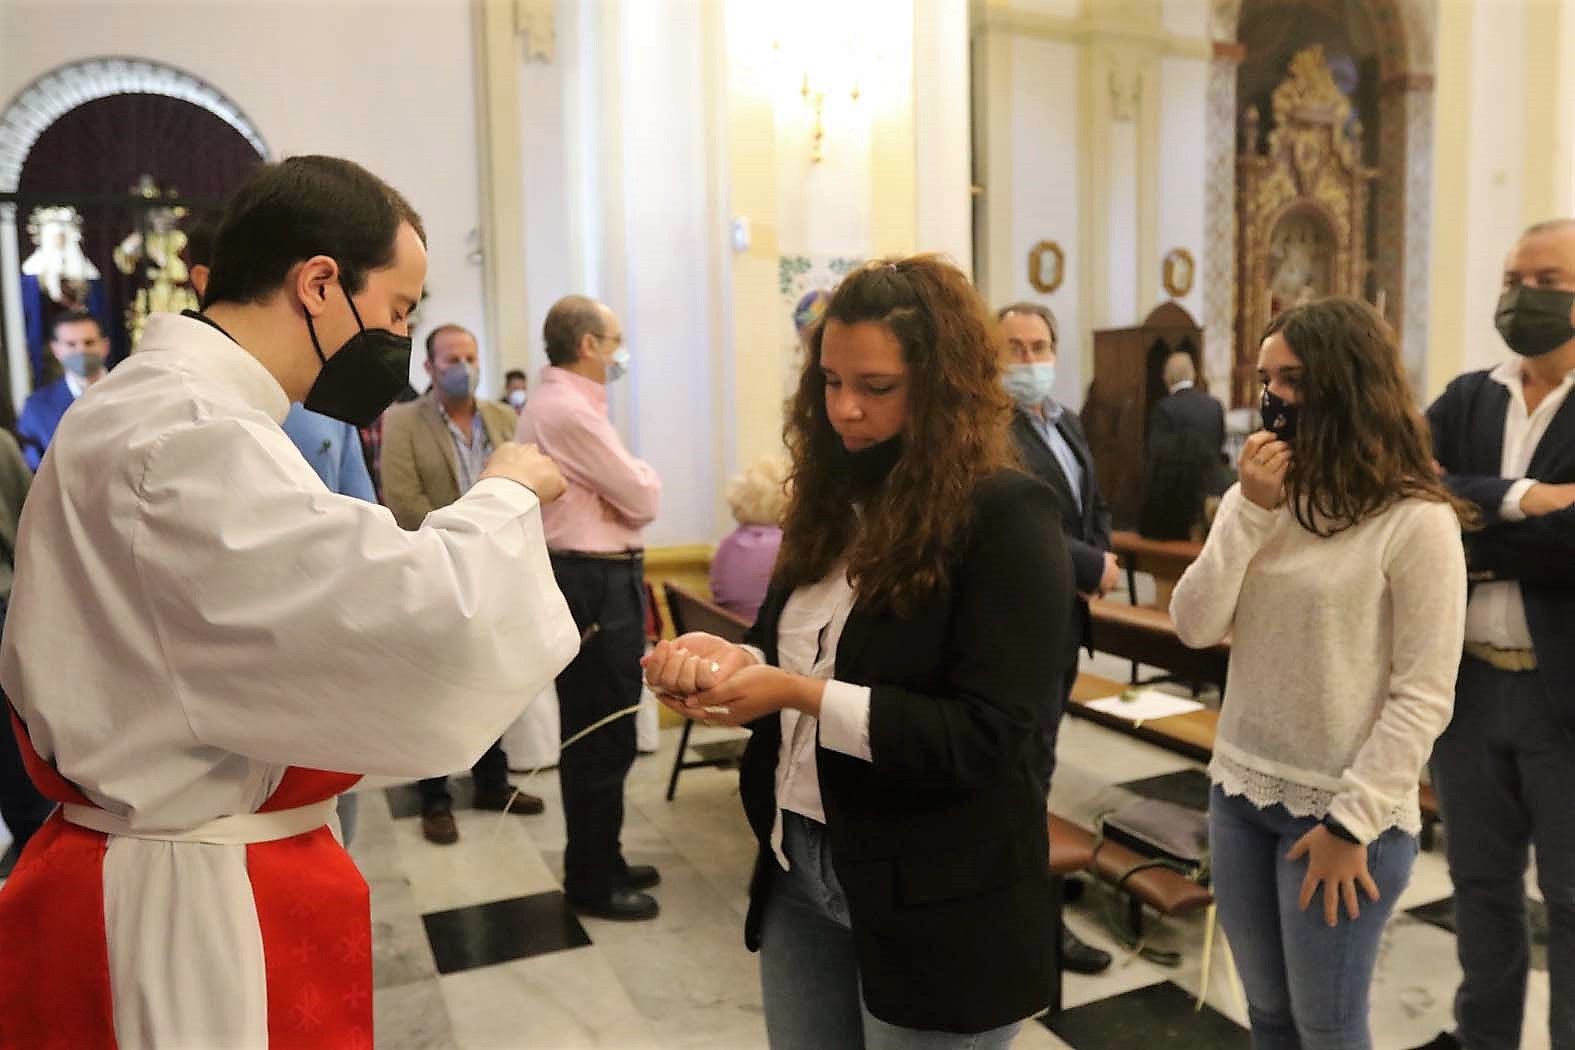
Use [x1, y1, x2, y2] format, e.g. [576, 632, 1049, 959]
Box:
[0, 709, 368, 1048]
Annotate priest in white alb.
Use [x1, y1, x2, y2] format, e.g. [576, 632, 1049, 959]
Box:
[0, 156, 580, 1049]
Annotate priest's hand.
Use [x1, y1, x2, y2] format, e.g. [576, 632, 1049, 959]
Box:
[642, 633, 758, 702]
[661, 665, 821, 727]
[482, 442, 567, 503]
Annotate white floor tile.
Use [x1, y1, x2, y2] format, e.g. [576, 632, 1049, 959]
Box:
[440, 947, 660, 1049]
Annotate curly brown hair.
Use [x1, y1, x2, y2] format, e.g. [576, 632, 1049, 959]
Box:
[1263, 297, 1473, 535]
[773, 255, 1016, 617]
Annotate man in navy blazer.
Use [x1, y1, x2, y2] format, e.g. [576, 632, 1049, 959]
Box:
[1418, 219, 1575, 1050]
[997, 301, 1117, 977]
[18, 309, 109, 470]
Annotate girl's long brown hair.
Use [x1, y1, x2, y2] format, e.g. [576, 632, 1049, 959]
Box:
[1264, 297, 1473, 535]
[774, 255, 1015, 616]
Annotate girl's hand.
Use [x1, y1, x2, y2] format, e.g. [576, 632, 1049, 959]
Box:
[641, 633, 757, 704]
[667, 665, 823, 728]
[1239, 431, 1292, 510]
[1287, 825, 1380, 927]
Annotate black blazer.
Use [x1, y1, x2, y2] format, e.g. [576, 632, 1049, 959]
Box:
[1010, 407, 1111, 650]
[738, 470, 1074, 1033]
[1149, 386, 1225, 457]
[1429, 369, 1575, 742]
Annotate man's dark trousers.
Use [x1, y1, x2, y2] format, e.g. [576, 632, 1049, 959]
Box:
[551, 552, 645, 904]
[1431, 655, 1575, 1050]
[417, 742, 510, 810]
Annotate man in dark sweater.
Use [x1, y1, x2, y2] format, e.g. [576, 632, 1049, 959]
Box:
[1413, 219, 1575, 1050]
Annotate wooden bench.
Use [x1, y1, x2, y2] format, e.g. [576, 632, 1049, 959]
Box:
[661, 583, 752, 801]
[1088, 598, 1230, 694]
[1046, 812, 1213, 1015]
[1110, 530, 1202, 609]
[1068, 672, 1445, 850]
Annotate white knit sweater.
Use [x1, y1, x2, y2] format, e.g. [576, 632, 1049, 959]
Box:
[1170, 485, 1467, 843]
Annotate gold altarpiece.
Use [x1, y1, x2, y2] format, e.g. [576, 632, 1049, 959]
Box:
[1233, 46, 1377, 407]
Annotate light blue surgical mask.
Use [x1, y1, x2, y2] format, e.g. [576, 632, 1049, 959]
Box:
[435, 361, 478, 399]
[1003, 361, 1055, 408]
[607, 346, 631, 383]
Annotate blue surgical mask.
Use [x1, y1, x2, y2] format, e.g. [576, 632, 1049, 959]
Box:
[1003, 362, 1056, 408]
[607, 346, 631, 383]
[435, 361, 478, 399]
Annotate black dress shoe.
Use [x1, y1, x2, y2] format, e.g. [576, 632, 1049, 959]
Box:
[1061, 928, 1113, 974]
[1406, 1034, 1461, 1050]
[471, 785, 545, 815]
[618, 864, 661, 891]
[569, 888, 660, 921]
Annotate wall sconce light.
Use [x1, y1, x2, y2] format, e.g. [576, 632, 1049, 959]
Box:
[770, 3, 888, 166]
[801, 72, 860, 164]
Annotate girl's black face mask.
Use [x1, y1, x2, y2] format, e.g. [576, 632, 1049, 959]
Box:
[839, 434, 904, 493]
[1261, 386, 1299, 443]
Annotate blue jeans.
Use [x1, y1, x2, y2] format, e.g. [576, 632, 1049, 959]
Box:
[759, 812, 1022, 1050]
[1209, 786, 1418, 1050]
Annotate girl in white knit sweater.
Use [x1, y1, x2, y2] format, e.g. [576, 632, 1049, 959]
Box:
[1171, 297, 1469, 1050]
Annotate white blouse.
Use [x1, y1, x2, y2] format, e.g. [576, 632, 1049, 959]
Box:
[741, 566, 872, 870]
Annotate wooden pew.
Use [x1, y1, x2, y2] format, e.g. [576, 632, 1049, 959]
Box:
[662, 583, 752, 801]
[1045, 813, 1213, 1016]
[1110, 530, 1202, 610]
[1087, 598, 1230, 694]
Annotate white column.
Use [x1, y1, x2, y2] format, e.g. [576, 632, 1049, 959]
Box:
[0, 205, 28, 416]
[471, 0, 531, 394]
[913, 0, 972, 271]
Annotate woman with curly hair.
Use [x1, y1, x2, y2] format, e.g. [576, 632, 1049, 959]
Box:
[1171, 296, 1470, 1050]
[643, 255, 1073, 1047]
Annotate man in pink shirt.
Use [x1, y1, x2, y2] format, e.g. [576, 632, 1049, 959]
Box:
[519, 295, 663, 921]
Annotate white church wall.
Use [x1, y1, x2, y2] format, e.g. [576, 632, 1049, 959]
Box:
[601, 0, 726, 548]
[1, 0, 487, 396]
[1155, 54, 1208, 327]
[1457, 2, 1529, 376]
[516, 4, 579, 380]
[1161, 0, 1210, 38]
[1007, 33, 1084, 407]
[914, 0, 973, 271]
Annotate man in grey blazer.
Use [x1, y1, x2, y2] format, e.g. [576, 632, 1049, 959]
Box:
[381, 323, 547, 844]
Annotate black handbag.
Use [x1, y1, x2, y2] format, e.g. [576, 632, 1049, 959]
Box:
[1097, 798, 1211, 883]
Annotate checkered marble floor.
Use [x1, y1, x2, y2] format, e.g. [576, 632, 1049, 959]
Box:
[345, 649, 1554, 1049]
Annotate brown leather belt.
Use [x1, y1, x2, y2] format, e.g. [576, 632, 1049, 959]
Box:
[1464, 642, 1537, 673]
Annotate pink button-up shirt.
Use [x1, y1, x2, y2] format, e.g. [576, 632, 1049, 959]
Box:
[517, 366, 661, 552]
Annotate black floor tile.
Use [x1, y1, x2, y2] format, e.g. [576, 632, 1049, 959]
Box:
[386, 774, 477, 819]
[1116, 768, 1214, 813]
[1040, 980, 1250, 1049]
[422, 891, 591, 975]
[1409, 895, 1549, 972]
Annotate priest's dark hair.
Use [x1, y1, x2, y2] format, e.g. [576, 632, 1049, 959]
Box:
[185, 217, 218, 270]
[202, 156, 426, 308]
